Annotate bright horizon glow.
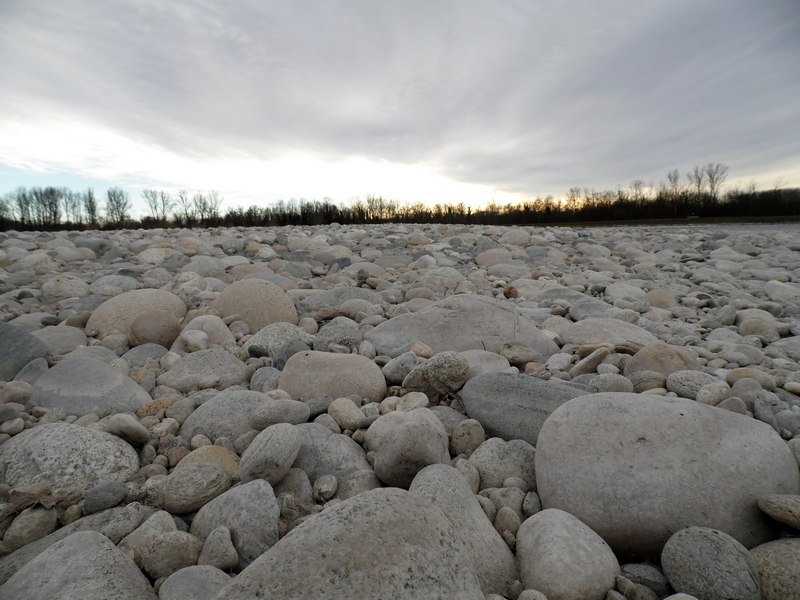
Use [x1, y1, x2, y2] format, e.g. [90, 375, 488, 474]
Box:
[0, 116, 527, 217]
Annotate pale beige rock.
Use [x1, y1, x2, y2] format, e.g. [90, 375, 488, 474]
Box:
[278, 351, 386, 402]
[212, 279, 298, 331]
[86, 289, 186, 339]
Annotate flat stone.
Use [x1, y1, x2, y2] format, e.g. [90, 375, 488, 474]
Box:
[157, 348, 247, 392]
[30, 357, 150, 417]
[278, 351, 386, 402]
[211, 488, 484, 599]
[0, 323, 50, 381]
[757, 494, 800, 529]
[461, 372, 585, 445]
[159, 462, 232, 514]
[365, 294, 558, 358]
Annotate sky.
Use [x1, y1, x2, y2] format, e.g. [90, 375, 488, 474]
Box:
[1, 0, 799, 217]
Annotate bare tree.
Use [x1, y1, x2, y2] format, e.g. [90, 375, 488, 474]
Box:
[630, 179, 645, 201]
[176, 190, 195, 224]
[105, 187, 131, 226]
[206, 190, 222, 221]
[157, 191, 174, 221]
[83, 188, 98, 227]
[142, 189, 160, 220]
[704, 163, 729, 198]
[62, 189, 83, 224]
[14, 187, 32, 225]
[687, 166, 705, 195]
[667, 169, 680, 195]
[192, 192, 209, 222]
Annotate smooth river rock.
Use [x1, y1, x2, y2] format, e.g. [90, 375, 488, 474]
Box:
[535, 393, 800, 559]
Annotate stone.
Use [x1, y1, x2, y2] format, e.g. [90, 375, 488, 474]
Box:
[726, 368, 776, 390]
[95, 412, 152, 446]
[292, 423, 372, 482]
[624, 342, 700, 376]
[157, 348, 247, 392]
[460, 349, 512, 380]
[467, 437, 536, 491]
[3, 507, 57, 551]
[86, 288, 186, 339]
[381, 351, 427, 384]
[278, 351, 387, 403]
[243, 322, 314, 356]
[0, 531, 156, 600]
[401, 351, 469, 399]
[410, 464, 517, 595]
[461, 372, 585, 445]
[517, 508, 620, 600]
[365, 294, 558, 358]
[559, 318, 658, 351]
[30, 325, 87, 355]
[313, 316, 362, 352]
[750, 538, 800, 600]
[0, 423, 139, 492]
[757, 494, 800, 529]
[238, 423, 302, 485]
[159, 463, 232, 513]
[140, 530, 203, 579]
[450, 418, 485, 457]
[212, 279, 298, 331]
[197, 526, 239, 571]
[620, 563, 671, 597]
[83, 480, 128, 514]
[175, 445, 240, 479]
[0, 503, 155, 585]
[118, 510, 176, 566]
[535, 393, 800, 559]
[665, 370, 721, 400]
[367, 408, 450, 487]
[661, 527, 759, 600]
[190, 479, 280, 570]
[159, 565, 231, 600]
[28, 356, 150, 417]
[180, 390, 309, 442]
[211, 488, 484, 599]
[327, 397, 366, 431]
[0, 323, 49, 380]
[129, 310, 181, 347]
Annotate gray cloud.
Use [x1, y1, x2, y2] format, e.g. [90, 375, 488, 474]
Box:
[1, 0, 798, 197]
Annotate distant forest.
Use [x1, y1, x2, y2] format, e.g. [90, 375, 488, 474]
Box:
[1, 163, 798, 231]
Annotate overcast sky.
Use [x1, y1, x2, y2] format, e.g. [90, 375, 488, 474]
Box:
[1, 0, 799, 214]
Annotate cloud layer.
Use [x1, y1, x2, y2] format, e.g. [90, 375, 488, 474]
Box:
[1, 0, 799, 205]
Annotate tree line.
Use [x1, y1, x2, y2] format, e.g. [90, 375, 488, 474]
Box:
[1, 163, 798, 231]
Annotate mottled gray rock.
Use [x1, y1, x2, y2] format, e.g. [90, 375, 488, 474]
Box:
[536, 393, 800, 559]
[750, 538, 800, 600]
[410, 464, 517, 594]
[140, 530, 203, 579]
[461, 372, 585, 445]
[83, 480, 128, 514]
[0, 531, 156, 600]
[665, 370, 721, 400]
[560, 318, 658, 351]
[30, 325, 87, 355]
[238, 423, 302, 484]
[402, 351, 469, 399]
[297, 287, 384, 315]
[382, 351, 427, 384]
[2, 507, 57, 551]
[0, 423, 139, 492]
[292, 423, 372, 482]
[160, 565, 231, 600]
[662, 527, 759, 600]
[366, 408, 450, 487]
[179, 390, 308, 442]
[467, 437, 536, 491]
[365, 294, 558, 358]
[157, 348, 247, 392]
[191, 480, 280, 570]
[0, 503, 154, 585]
[211, 488, 484, 599]
[460, 349, 512, 380]
[159, 462, 232, 514]
[517, 508, 620, 600]
[757, 494, 800, 529]
[197, 526, 239, 571]
[313, 316, 362, 352]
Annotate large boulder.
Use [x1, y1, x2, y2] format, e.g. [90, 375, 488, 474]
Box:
[179, 390, 309, 442]
[156, 348, 247, 392]
[0, 531, 156, 600]
[559, 318, 658, 351]
[0, 322, 49, 380]
[517, 508, 620, 600]
[0, 423, 139, 492]
[364, 294, 559, 358]
[29, 357, 150, 417]
[410, 464, 517, 594]
[212, 279, 298, 331]
[211, 488, 484, 599]
[535, 393, 800, 559]
[191, 480, 280, 570]
[461, 372, 585, 445]
[278, 351, 386, 402]
[85, 289, 186, 339]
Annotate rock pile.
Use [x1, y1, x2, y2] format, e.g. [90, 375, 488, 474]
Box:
[1, 222, 799, 599]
